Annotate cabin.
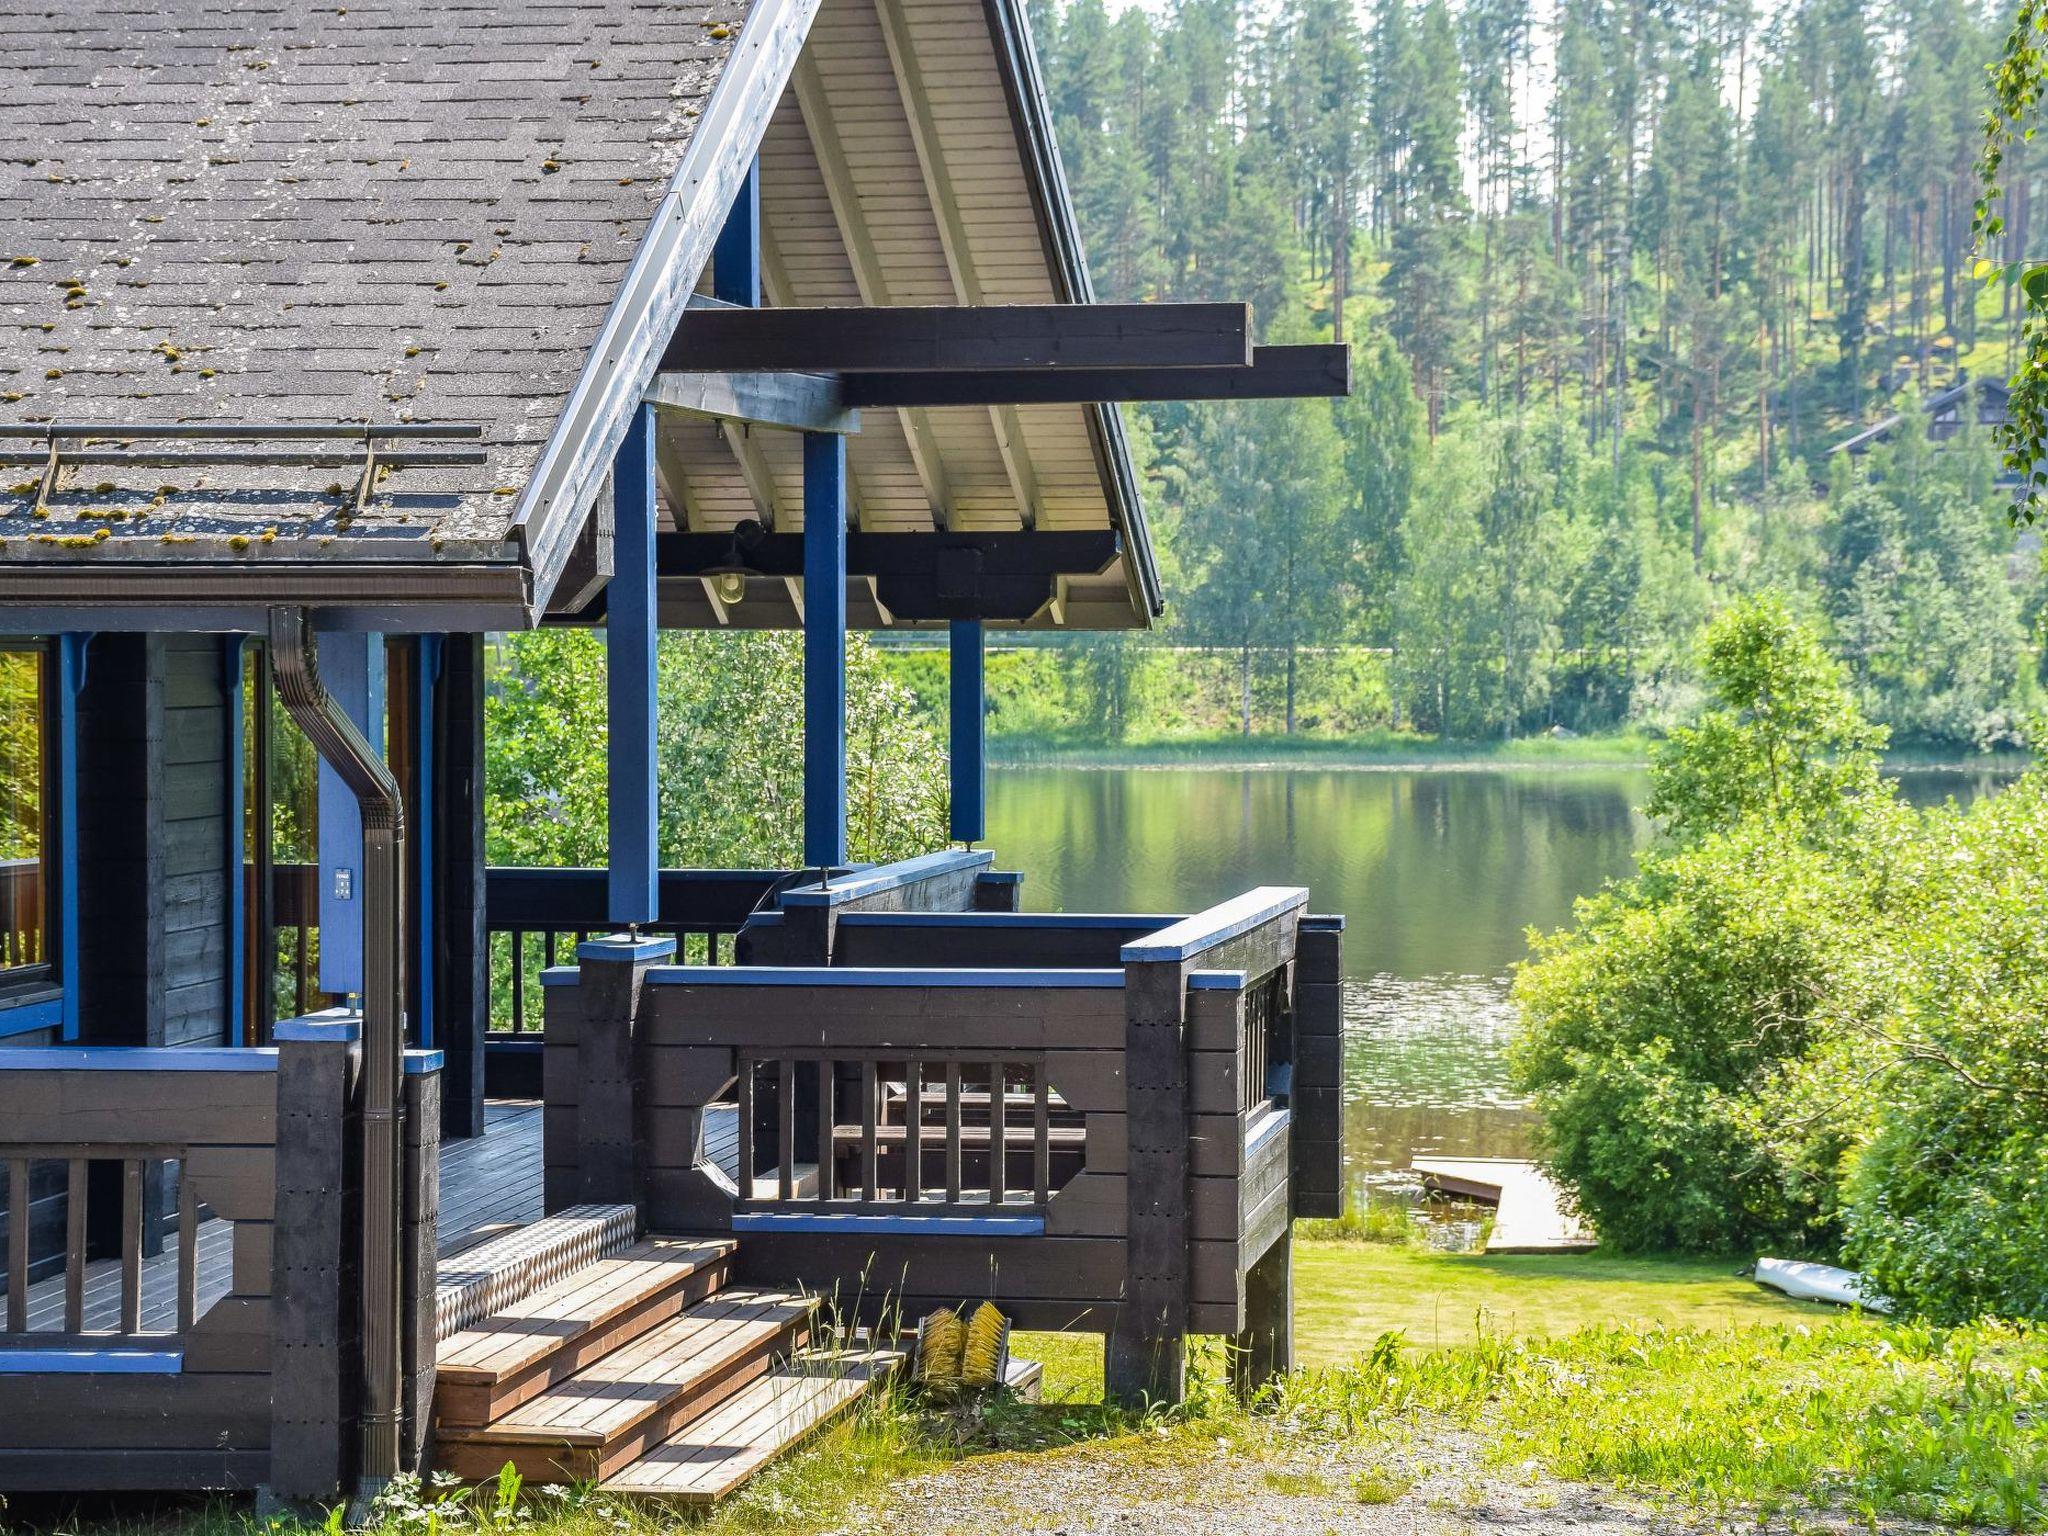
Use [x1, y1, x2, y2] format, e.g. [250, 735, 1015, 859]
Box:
[1830, 374, 2017, 482]
[0, 0, 1349, 1510]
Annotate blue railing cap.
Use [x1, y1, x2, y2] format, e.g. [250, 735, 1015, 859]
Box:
[1187, 970, 1249, 990]
[274, 1007, 362, 1044]
[1121, 887, 1311, 964]
[404, 1049, 444, 1075]
[0, 1046, 278, 1072]
[779, 849, 993, 908]
[575, 933, 679, 962]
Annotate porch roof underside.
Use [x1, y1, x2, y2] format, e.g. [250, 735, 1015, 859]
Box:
[632, 0, 1155, 631]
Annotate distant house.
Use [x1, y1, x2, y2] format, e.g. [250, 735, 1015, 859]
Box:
[1830, 374, 2017, 483]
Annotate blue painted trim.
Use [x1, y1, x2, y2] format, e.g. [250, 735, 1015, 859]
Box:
[0, 1047, 279, 1072]
[414, 634, 441, 1049]
[1187, 970, 1248, 991]
[802, 431, 848, 869]
[274, 1008, 362, 1044]
[646, 965, 1123, 989]
[0, 995, 64, 1039]
[0, 1349, 184, 1374]
[1120, 887, 1311, 964]
[1245, 1103, 1291, 1160]
[576, 933, 678, 962]
[485, 1035, 548, 1052]
[1302, 913, 1347, 933]
[539, 966, 580, 990]
[732, 1210, 1046, 1237]
[223, 635, 247, 1043]
[948, 620, 985, 843]
[978, 870, 1023, 886]
[404, 1048, 444, 1075]
[607, 404, 659, 927]
[712, 158, 761, 307]
[836, 910, 1175, 930]
[780, 849, 992, 908]
[56, 634, 85, 1042]
[316, 629, 385, 996]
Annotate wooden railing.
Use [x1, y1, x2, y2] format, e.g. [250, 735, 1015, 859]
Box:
[485, 867, 803, 1035]
[4, 1149, 199, 1340]
[0, 857, 43, 971]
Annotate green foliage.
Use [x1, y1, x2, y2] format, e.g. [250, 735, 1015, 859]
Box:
[1518, 599, 2048, 1322]
[485, 630, 947, 870]
[1645, 593, 1890, 841]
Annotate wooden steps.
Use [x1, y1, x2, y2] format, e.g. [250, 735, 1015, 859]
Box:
[599, 1350, 902, 1505]
[434, 1238, 737, 1427]
[431, 1221, 900, 1502]
[434, 1203, 637, 1342]
[436, 1284, 820, 1482]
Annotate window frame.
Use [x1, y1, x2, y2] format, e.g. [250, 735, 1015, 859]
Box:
[0, 636, 59, 1010]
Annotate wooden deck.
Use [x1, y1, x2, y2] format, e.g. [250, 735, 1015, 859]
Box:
[1412, 1156, 1596, 1254]
[19, 1099, 548, 1333]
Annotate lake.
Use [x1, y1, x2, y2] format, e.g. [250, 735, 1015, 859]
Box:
[984, 763, 2013, 1210]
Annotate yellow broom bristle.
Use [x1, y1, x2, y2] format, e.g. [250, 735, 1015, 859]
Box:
[962, 1301, 1005, 1387]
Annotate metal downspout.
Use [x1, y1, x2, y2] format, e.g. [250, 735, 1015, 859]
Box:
[268, 606, 407, 1505]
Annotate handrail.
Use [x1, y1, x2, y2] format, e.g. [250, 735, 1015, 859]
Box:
[1121, 886, 1309, 965]
[777, 848, 991, 907]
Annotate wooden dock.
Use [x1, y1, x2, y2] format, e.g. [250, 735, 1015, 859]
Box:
[1411, 1156, 1595, 1254]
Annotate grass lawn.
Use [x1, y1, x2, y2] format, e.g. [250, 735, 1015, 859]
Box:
[1290, 1241, 1837, 1360]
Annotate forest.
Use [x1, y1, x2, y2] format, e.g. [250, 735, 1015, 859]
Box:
[1015, 0, 2048, 749]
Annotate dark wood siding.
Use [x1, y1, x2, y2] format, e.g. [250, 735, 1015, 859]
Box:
[161, 636, 230, 1049]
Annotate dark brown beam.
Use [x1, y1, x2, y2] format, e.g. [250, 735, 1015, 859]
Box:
[661, 303, 1252, 374]
[655, 528, 1120, 581]
[840, 345, 1351, 408]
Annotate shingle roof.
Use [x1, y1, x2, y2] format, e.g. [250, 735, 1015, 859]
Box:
[0, 0, 749, 569]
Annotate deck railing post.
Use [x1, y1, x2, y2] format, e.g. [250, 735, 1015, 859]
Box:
[565, 935, 675, 1221]
[400, 1050, 443, 1474]
[1291, 917, 1346, 1220]
[265, 1013, 363, 1509]
[1107, 955, 1190, 1408]
[1230, 1229, 1293, 1397]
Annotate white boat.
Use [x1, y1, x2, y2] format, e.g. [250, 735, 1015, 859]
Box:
[1754, 1256, 1893, 1313]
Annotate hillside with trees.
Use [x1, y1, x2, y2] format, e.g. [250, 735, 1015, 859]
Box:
[1020, 0, 2047, 749]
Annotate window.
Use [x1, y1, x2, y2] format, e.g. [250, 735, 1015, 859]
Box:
[0, 642, 50, 984]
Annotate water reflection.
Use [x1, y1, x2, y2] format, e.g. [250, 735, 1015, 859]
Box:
[985, 762, 2014, 1203]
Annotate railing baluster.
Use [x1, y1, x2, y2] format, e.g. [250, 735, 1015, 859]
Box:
[989, 1063, 1007, 1207]
[6, 1157, 28, 1333]
[1033, 1064, 1051, 1205]
[736, 1056, 755, 1201]
[945, 1064, 962, 1202]
[778, 1060, 795, 1201]
[64, 1158, 86, 1332]
[176, 1160, 197, 1335]
[543, 930, 556, 969]
[511, 930, 527, 1035]
[816, 1060, 835, 1202]
[120, 1159, 142, 1335]
[905, 1058, 923, 1205]
[861, 1060, 879, 1202]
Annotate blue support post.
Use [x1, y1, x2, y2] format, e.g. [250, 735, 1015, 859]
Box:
[803, 431, 848, 869]
[56, 633, 85, 1042]
[607, 404, 660, 927]
[316, 630, 385, 997]
[949, 620, 985, 844]
[223, 636, 247, 1042]
[712, 160, 761, 308]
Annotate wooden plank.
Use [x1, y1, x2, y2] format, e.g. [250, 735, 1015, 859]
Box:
[844, 346, 1352, 408]
[64, 1158, 85, 1331]
[0, 1370, 271, 1450]
[662, 303, 1253, 374]
[0, 1446, 268, 1492]
[120, 1160, 142, 1335]
[1108, 957, 1188, 1406]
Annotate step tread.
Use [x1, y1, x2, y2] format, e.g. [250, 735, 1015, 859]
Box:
[599, 1351, 900, 1503]
[442, 1288, 818, 1447]
[437, 1238, 736, 1387]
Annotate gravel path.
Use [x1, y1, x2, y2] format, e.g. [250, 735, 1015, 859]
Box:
[841, 1426, 1910, 1536]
